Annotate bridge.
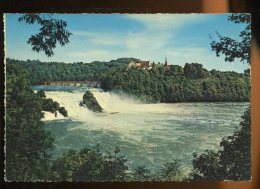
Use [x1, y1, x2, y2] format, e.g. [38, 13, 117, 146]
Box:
[43, 80, 101, 88]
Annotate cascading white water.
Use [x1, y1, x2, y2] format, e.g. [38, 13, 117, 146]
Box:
[41, 87, 248, 174]
[42, 91, 94, 121]
[43, 90, 188, 133]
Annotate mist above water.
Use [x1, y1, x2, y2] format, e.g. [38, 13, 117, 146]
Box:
[42, 88, 248, 173]
[43, 90, 191, 133]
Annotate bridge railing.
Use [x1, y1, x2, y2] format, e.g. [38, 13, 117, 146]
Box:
[44, 81, 101, 88]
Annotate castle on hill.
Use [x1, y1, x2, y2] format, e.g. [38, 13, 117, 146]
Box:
[127, 57, 175, 70]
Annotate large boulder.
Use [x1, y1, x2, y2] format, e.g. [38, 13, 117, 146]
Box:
[80, 90, 103, 112]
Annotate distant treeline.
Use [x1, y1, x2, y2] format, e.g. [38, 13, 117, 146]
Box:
[7, 58, 250, 102]
[102, 63, 251, 102]
[6, 58, 138, 84]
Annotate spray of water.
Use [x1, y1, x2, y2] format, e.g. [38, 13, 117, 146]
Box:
[43, 90, 187, 133]
[42, 89, 247, 174]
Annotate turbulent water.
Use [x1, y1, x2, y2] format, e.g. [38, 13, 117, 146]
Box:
[33, 85, 249, 174]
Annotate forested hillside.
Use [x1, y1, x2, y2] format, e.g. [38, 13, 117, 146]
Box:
[102, 64, 250, 102]
[6, 58, 139, 84]
[6, 58, 250, 103]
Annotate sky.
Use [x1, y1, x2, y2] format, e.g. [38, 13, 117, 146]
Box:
[5, 14, 250, 73]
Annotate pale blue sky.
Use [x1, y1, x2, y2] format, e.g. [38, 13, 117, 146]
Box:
[5, 14, 250, 73]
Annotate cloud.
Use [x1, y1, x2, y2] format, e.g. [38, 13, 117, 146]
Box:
[68, 14, 210, 63]
[71, 29, 171, 62]
[165, 47, 249, 73]
[68, 50, 114, 62]
[72, 31, 123, 46]
[127, 14, 208, 30]
[166, 47, 211, 64]
[125, 30, 170, 50]
[65, 14, 246, 72]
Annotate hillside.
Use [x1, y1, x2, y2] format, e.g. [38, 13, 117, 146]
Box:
[6, 58, 250, 103]
[101, 62, 250, 103]
[6, 58, 140, 85]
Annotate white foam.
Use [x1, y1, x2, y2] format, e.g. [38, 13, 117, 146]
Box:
[42, 90, 189, 137]
[42, 111, 67, 121]
[41, 89, 248, 173]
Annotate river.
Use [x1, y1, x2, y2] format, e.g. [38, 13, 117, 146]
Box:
[33, 85, 249, 175]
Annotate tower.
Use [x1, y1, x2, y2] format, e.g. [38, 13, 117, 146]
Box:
[164, 57, 167, 66]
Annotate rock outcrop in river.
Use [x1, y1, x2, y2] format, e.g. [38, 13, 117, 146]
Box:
[80, 90, 103, 112]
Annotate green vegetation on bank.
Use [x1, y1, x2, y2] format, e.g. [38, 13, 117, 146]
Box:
[6, 63, 54, 181]
[37, 90, 68, 117]
[7, 58, 250, 103]
[190, 107, 251, 181]
[6, 13, 251, 180]
[6, 13, 251, 181]
[102, 63, 250, 103]
[51, 146, 183, 181]
[6, 58, 138, 84]
[5, 62, 183, 181]
[189, 13, 251, 181]
[6, 61, 251, 181]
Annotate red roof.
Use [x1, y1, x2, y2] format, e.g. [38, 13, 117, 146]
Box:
[140, 61, 150, 67]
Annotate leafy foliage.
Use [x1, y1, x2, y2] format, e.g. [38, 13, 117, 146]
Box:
[133, 166, 151, 181]
[102, 63, 250, 103]
[183, 63, 208, 79]
[18, 14, 72, 57]
[42, 98, 59, 113]
[58, 107, 68, 117]
[210, 13, 251, 64]
[37, 90, 68, 117]
[51, 146, 129, 181]
[190, 107, 251, 181]
[7, 58, 250, 103]
[6, 58, 133, 84]
[50, 145, 183, 181]
[159, 161, 182, 181]
[5, 64, 54, 181]
[6, 13, 251, 182]
[190, 14, 251, 181]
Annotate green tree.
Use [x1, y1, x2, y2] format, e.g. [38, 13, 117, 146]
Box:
[159, 161, 182, 181]
[58, 107, 68, 117]
[133, 166, 151, 181]
[38, 91, 68, 117]
[183, 63, 206, 79]
[190, 107, 251, 180]
[7, 58, 250, 103]
[191, 13, 251, 181]
[18, 14, 72, 57]
[5, 14, 71, 181]
[51, 146, 129, 181]
[5, 64, 54, 181]
[210, 14, 251, 64]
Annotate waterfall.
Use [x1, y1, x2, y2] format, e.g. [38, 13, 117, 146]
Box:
[91, 91, 141, 113]
[42, 91, 93, 121]
[42, 89, 180, 131]
[39, 87, 247, 174]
